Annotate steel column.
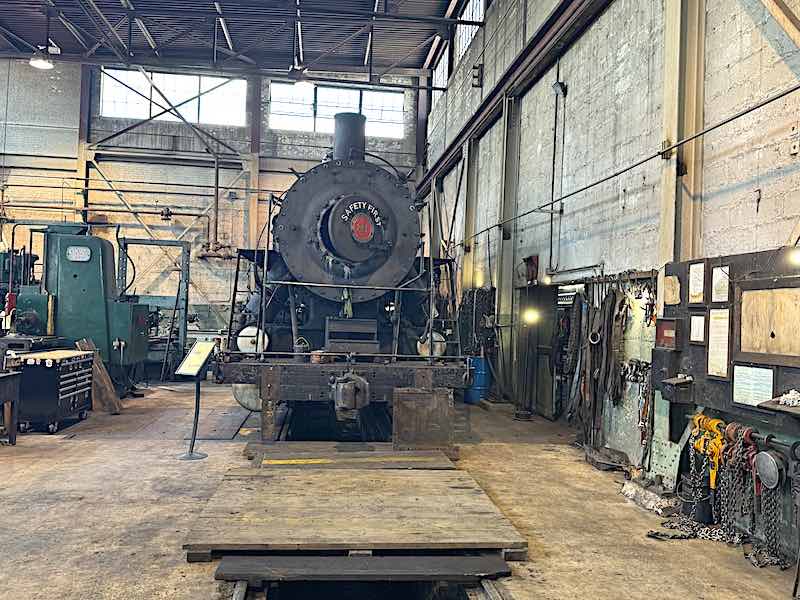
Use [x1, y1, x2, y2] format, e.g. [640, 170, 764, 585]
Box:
[495, 95, 522, 400]
[460, 139, 478, 290]
[76, 65, 93, 223]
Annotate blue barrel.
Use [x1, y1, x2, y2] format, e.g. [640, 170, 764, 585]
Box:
[465, 357, 492, 404]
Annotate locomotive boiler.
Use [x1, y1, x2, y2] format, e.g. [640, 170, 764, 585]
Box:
[219, 112, 468, 442]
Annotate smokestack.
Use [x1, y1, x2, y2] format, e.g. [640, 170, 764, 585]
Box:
[332, 112, 366, 161]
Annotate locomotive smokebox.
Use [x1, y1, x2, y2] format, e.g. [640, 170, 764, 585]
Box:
[333, 112, 366, 161]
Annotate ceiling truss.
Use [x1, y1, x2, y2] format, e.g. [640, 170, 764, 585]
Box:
[0, 0, 482, 87]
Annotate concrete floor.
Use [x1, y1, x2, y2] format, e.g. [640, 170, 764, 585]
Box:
[0, 383, 794, 599]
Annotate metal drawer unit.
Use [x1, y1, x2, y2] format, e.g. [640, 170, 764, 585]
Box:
[10, 350, 93, 434]
[0, 371, 21, 444]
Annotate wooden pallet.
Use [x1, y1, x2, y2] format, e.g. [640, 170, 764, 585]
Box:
[184, 463, 527, 562]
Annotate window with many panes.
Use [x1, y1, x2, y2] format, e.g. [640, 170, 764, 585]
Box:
[454, 0, 483, 64]
[431, 44, 449, 108]
[268, 82, 405, 139]
[99, 68, 247, 127]
[269, 82, 315, 131]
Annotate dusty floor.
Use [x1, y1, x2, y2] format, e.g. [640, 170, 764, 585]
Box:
[0, 383, 794, 599]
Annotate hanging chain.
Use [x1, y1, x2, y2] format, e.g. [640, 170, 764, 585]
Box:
[653, 422, 790, 570]
[746, 486, 789, 569]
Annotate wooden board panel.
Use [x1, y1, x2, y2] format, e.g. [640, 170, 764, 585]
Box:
[243, 441, 394, 460]
[184, 468, 527, 556]
[235, 450, 453, 471]
[214, 554, 511, 584]
[741, 288, 800, 356]
[393, 388, 454, 451]
[76, 338, 122, 414]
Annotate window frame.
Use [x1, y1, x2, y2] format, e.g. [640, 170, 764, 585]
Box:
[99, 67, 247, 127]
[267, 82, 405, 139]
[431, 42, 449, 108]
[454, 0, 484, 65]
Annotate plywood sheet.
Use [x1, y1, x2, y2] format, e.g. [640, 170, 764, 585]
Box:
[184, 467, 527, 556]
[741, 288, 800, 356]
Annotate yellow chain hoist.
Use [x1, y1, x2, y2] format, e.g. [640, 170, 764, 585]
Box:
[691, 414, 727, 489]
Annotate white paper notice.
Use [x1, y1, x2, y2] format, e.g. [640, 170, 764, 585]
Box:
[707, 308, 729, 377]
[712, 266, 729, 303]
[689, 262, 705, 304]
[690, 315, 705, 343]
[733, 365, 773, 407]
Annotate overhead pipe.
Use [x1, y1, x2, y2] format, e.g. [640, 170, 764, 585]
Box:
[3, 202, 209, 219]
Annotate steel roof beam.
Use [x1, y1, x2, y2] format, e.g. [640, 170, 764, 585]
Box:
[214, 2, 235, 51]
[363, 0, 379, 68]
[0, 22, 37, 52]
[376, 32, 438, 77]
[139, 15, 256, 65]
[220, 20, 292, 65]
[43, 1, 91, 51]
[294, 0, 303, 67]
[117, 6, 482, 27]
[0, 22, 39, 52]
[121, 1, 160, 54]
[85, 17, 125, 57]
[83, 0, 130, 55]
[302, 22, 371, 72]
[75, 0, 128, 62]
[0, 48, 432, 81]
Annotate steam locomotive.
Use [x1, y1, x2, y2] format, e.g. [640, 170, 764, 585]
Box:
[220, 112, 467, 441]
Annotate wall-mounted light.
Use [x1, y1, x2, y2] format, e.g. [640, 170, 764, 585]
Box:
[29, 50, 54, 70]
[541, 274, 553, 285]
[788, 246, 800, 267]
[522, 308, 540, 325]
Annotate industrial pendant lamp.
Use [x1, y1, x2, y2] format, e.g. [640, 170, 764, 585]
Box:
[29, 8, 54, 70]
[29, 50, 54, 70]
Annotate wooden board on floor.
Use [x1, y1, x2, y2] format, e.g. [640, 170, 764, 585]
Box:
[75, 338, 122, 414]
[236, 449, 453, 471]
[243, 441, 394, 460]
[183, 467, 527, 559]
[214, 554, 511, 584]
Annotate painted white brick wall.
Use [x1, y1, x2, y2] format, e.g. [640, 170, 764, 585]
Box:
[702, 0, 800, 256]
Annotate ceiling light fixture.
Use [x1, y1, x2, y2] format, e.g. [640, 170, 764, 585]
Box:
[29, 50, 54, 70]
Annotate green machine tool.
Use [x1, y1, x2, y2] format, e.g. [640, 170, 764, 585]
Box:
[14, 225, 149, 382]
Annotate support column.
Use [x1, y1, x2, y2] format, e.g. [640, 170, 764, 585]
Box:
[495, 95, 522, 399]
[460, 139, 478, 290]
[76, 65, 93, 223]
[416, 74, 430, 175]
[659, 0, 706, 266]
[676, 0, 706, 261]
[247, 75, 263, 247]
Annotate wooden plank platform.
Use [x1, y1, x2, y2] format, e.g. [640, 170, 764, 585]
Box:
[214, 554, 511, 584]
[244, 449, 455, 471]
[184, 466, 527, 561]
[243, 441, 394, 460]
